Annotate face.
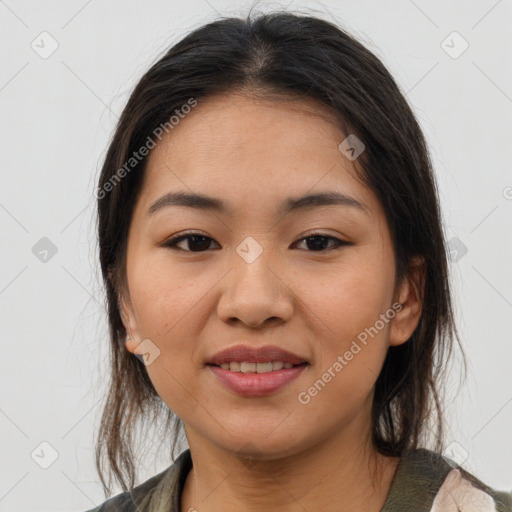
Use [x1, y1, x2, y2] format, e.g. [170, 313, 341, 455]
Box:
[120, 92, 422, 460]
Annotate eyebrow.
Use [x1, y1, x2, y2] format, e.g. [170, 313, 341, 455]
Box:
[147, 190, 369, 218]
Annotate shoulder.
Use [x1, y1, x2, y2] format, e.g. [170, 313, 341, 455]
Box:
[382, 448, 512, 512]
[82, 449, 192, 512]
[388, 448, 512, 512]
[431, 464, 512, 512]
[82, 490, 134, 512]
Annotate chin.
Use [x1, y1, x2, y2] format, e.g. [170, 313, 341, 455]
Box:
[213, 427, 308, 462]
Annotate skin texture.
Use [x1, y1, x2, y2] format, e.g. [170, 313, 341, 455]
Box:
[119, 92, 425, 512]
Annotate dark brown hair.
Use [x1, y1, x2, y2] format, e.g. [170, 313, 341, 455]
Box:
[95, 9, 465, 498]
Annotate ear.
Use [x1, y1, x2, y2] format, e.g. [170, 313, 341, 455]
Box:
[389, 255, 426, 347]
[118, 290, 142, 355]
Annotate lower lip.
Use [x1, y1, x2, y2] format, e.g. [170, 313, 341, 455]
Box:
[208, 364, 308, 397]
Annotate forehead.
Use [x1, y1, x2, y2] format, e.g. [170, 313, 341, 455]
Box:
[155, 92, 346, 161]
[138, 93, 379, 221]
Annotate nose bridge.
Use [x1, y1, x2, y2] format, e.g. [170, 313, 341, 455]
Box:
[216, 235, 293, 327]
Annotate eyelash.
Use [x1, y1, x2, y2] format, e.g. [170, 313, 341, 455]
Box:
[162, 231, 350, 253]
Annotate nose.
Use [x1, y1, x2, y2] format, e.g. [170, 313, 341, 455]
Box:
[216, 247, 294, 329]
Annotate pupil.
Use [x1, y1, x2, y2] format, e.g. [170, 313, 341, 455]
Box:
[189, 236, 210, 251]
[307, 236, 329, 251]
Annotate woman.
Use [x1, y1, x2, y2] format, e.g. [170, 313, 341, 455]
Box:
[86, 10, 512, 512]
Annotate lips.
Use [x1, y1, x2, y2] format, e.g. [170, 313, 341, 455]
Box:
[206, 345, 309, 397]
[206, 344, 308, 366]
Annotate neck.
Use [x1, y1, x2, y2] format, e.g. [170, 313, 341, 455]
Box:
[180, 411, 399, 512]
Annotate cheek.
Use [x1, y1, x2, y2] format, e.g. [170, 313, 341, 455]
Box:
[298, 250, 394, 407]
[126, 255, 216, 407]
[297, 270, 392, 425]
[129, 253, 208, 339]
[299, 252, 394, 345]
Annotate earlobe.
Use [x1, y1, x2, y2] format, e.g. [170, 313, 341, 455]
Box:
[124, 334, 139, 354]
[389, 256, 426, 347]
[118, 292, 140, 354]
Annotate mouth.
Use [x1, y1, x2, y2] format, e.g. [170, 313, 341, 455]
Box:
[206, 344, 309, 397]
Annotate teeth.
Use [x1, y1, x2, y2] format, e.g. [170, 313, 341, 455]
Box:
[229, 362, 240, 372]
[217, 361, 298, 373]
[256, 362, 273, 373]
[240, 362, 256, 373]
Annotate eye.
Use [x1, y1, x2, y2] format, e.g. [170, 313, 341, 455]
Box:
[294, 233, 349, 252]
[162, 231, 349, 253]
[163, 232, 220, 252]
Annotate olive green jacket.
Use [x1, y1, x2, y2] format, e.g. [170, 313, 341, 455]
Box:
[85, 448, 512, 511]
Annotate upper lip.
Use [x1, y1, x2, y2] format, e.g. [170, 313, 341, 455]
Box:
[207, 345, 308, 366]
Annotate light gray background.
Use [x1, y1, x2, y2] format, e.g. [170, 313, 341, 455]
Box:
[1, 0, 511, 510]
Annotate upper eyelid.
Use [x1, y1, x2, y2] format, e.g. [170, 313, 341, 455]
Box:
[164, 230, 345, 241]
